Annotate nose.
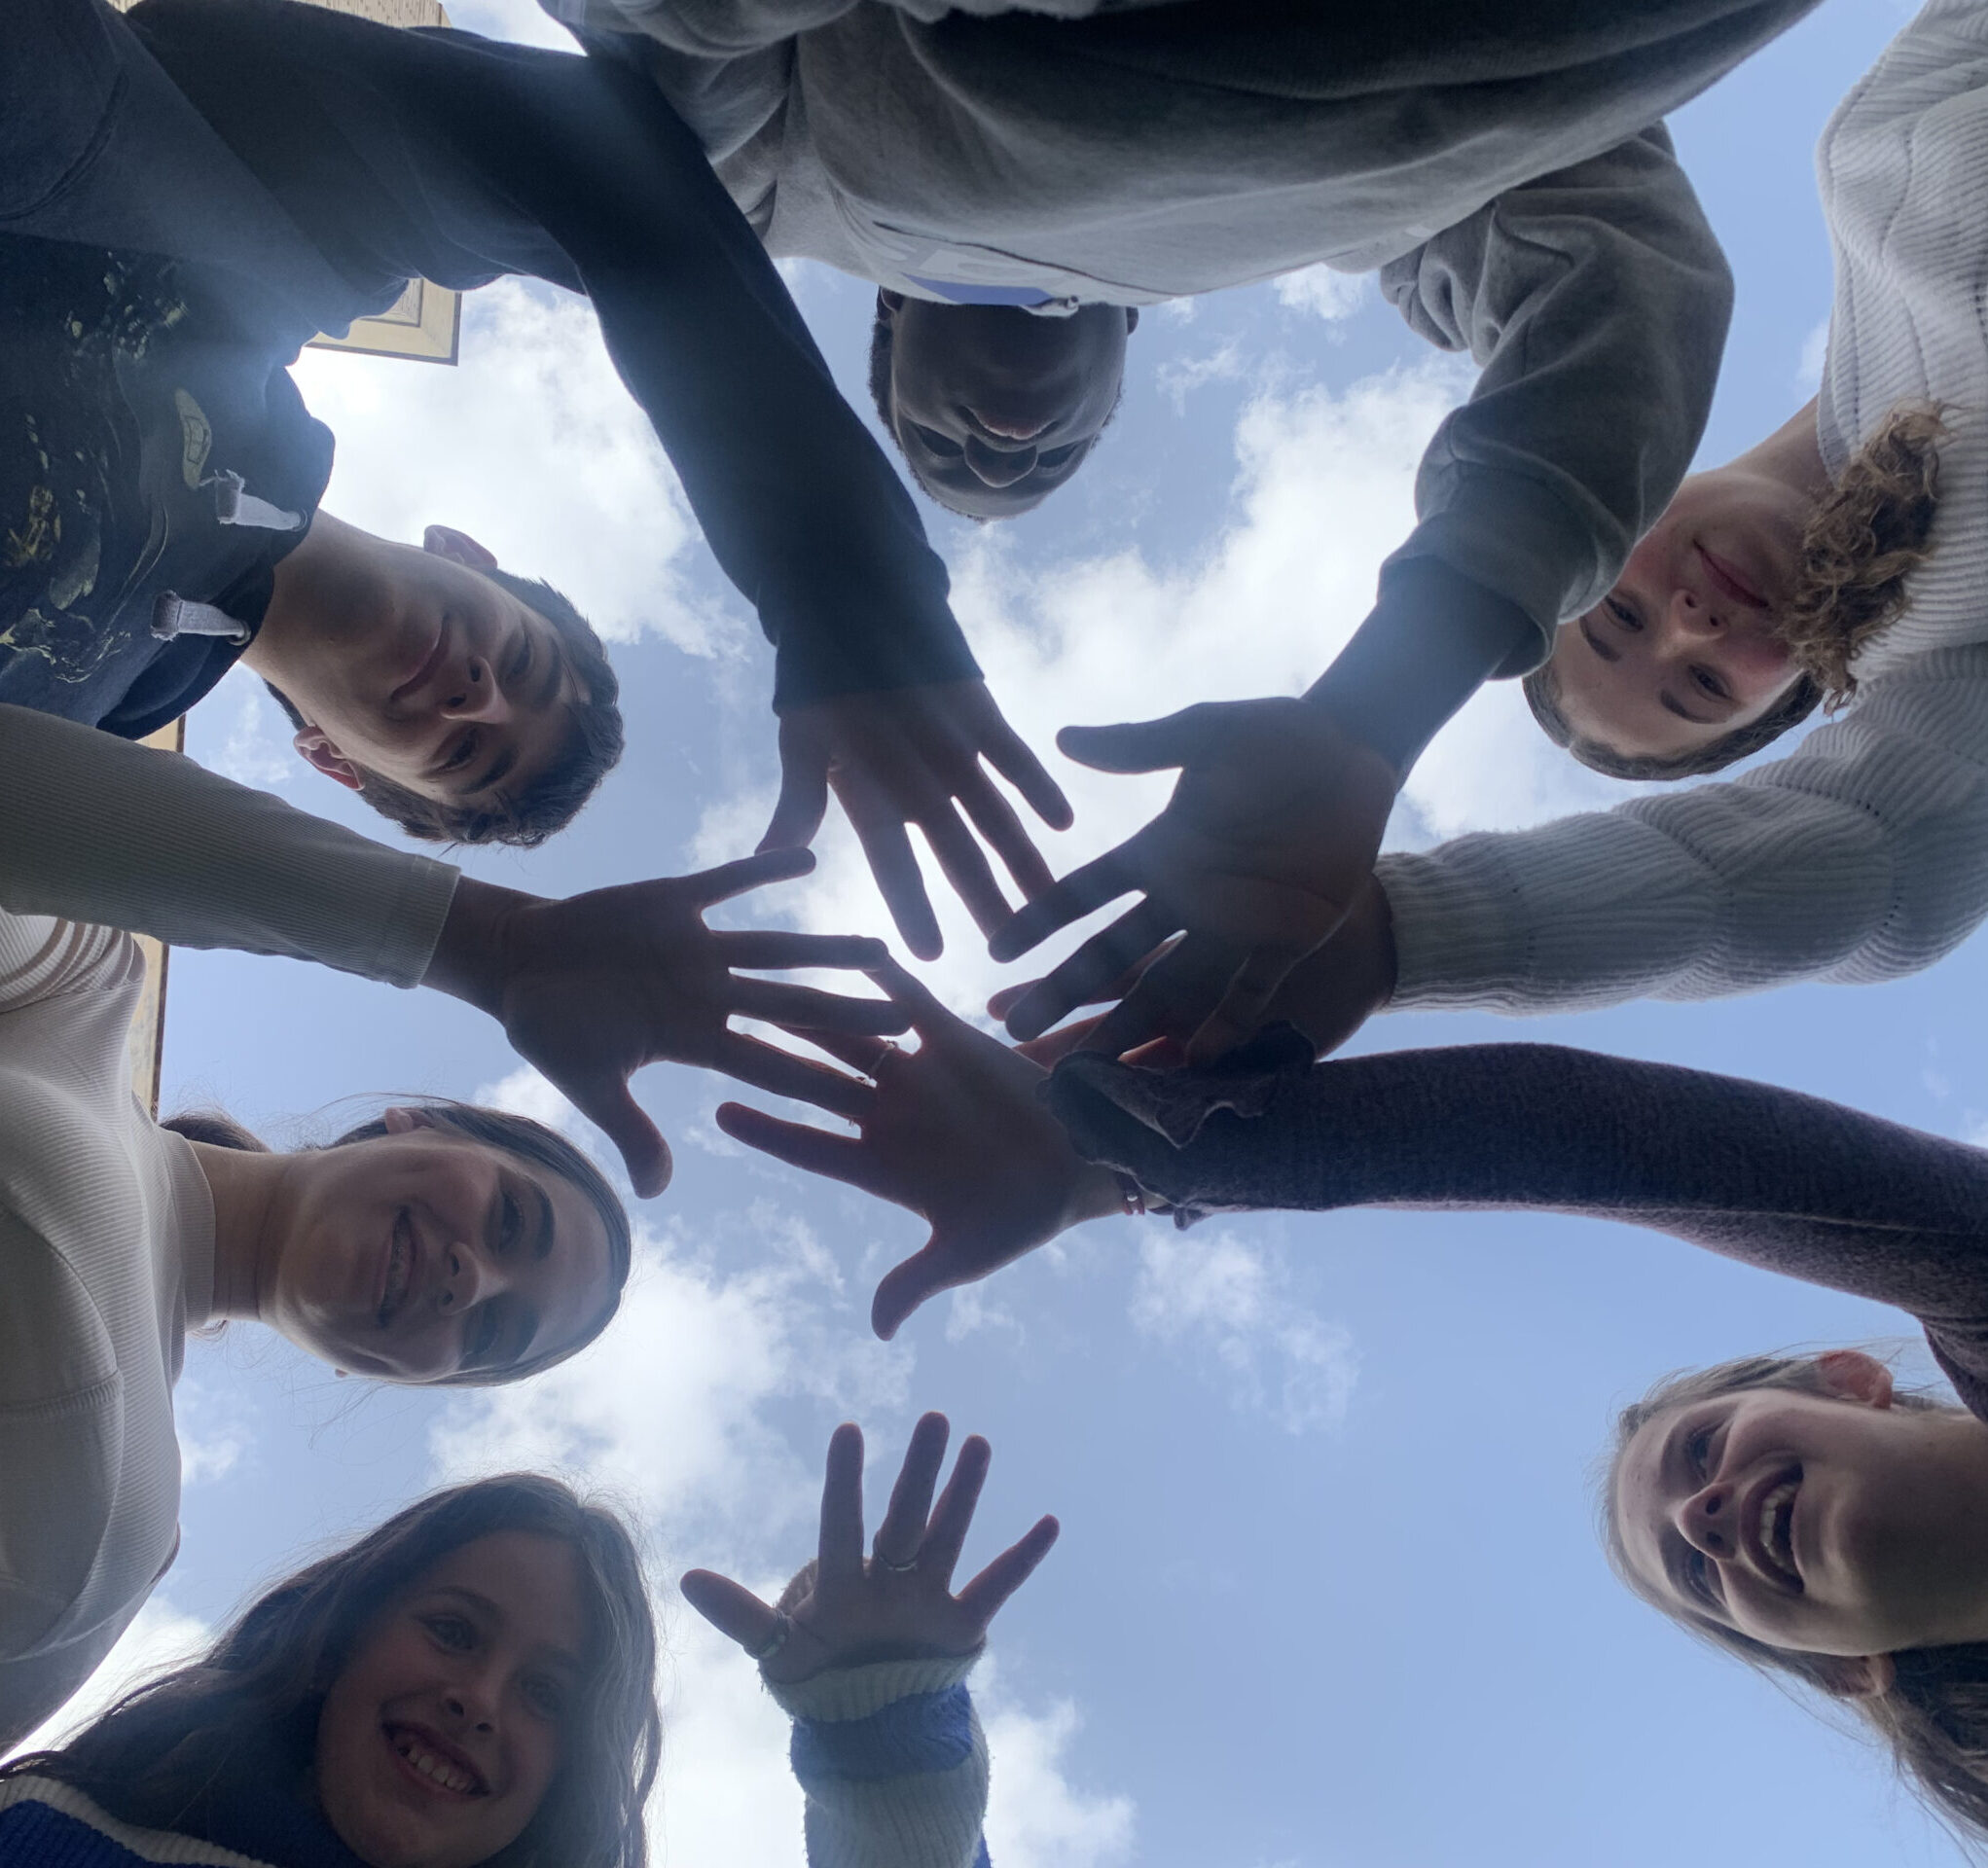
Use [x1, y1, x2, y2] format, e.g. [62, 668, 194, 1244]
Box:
[1677, 1481, 1738, 1561]
[1668, 584, 1728, 642]
[964, 434, 1038, 486]
[439, 656, 513, 724]
[438, 1238, 506, 1312]
[443, 1684, 498, 1736]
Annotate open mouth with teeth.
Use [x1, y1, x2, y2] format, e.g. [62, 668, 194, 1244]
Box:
[378, 1210, 415, 1329]
[1750, 1467, 1803, 1591]
[385, 1723, 488, 1799]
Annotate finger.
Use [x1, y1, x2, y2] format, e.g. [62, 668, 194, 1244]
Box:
[920, 1433, 991, 1587]
[711, 1033, 878, 1120]
[872, 1412, 950, 1567]
[714, 1104, 887, 1193]
[1186, 940, 1315, 1065]
[954, 1515, 1061, 1628]
[985, 979, 1037, 1022]
[982, 720, 1074, 832]
[759, 725, 831, 853]
[1013, 1013, 1106, 1068]
[957, 770, 1057, 902]
[1080, 937, 1228, 1060]
[727, 977, 911, 1035]
[870, 1236, 957, 1342]
[679, 1568, 780, 1652]
[690, 846, 816, 908]
[987, 848, 1140, 963]
[559, 1075, 673, 1200]
[818, 1421, 867, 1583]
[849, 809, 943, 963]
[988, 934, 1180, 1024]
[777, 1029, 897, 1074]
[1001, 900, 1177, 1042]
[863, 954, 962, 1046]
[716, 931, 890, 972]
[1054, 704, 1215, 775]
[915, 803, 1016, 938]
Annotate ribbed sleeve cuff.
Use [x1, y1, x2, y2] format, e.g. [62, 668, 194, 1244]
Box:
[767, 1649, 983, 1722]
[1375, 847, 1538, 1010]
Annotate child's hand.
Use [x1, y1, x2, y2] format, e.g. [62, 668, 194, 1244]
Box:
[988, 697, 1398, 1064]
[681, 1414, 1058, 1685]
[717, 957, 1125, 1339]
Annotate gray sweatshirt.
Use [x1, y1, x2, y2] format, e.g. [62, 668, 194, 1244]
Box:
[549, 0, 1816, 649]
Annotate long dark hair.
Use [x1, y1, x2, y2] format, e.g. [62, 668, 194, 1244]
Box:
[164, 1099, 633, 1386]
[1, 1476, 661, 1868]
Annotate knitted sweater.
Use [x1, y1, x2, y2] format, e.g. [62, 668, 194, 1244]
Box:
[0, 1656, 993, 1867]
[553, 0, 1813, 664]
[1377, 0, 1988, 1016]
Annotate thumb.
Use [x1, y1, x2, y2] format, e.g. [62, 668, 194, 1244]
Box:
[871, 1234, 953, 1341]
[563, 1074, 673, 1199]
[1056, 704, 1219, 775]
[760, 724, 831, 853]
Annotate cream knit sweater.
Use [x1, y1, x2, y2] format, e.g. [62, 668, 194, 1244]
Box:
[1379, 0, 1988, 1015]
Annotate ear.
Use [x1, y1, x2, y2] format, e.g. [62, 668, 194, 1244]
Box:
[1816, 1348, 1895, 1410]
[292, 727, 364, 792]
[876, 289, 903, 327]
[1125, 307, 1140, 335]
[422, 524, 499, 573]
[381, 1106, 436, 1136]
[1813, 1652, 1897, 1699]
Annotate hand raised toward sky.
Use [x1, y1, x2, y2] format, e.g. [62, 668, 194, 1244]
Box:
[423, 848, 910, 1198]
[760, 679, 1072, 961]
[991, 874, 1398, 1065]
[990, 698, 1398, 1064]
[715, 956, 1124, 1339]
[682, 1414, 1058, 1685]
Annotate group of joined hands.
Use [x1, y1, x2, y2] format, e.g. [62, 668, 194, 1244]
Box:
[427, 677, 1404, 1338]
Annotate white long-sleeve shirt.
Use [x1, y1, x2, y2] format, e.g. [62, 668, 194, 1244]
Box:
[0, 905, 215, 1749]
[1378, 0, 1988, 1016]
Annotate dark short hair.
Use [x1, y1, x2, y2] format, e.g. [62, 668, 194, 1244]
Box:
[266, 568, 624, 847]
[4, 1475, 661, 1868]
[1523, 658, 1823, 781]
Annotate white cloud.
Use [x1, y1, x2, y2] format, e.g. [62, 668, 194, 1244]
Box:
[1274, 264, 1372, 323]
[705, 359, 1625, 1017]
[176, 1376, 251, 1486]
[1157, 339, 1245, 413]
[8, 1598, 212, 1760]
[1131, 1231, 1356, 1435]
[197, 663, 294, 789]
[981, 1673, 1138, 1868]
[1796, 318, 1831, 394]
[292, 278, 720, 654]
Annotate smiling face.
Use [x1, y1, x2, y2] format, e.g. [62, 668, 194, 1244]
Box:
[880, 294, 1136, 518]
[1549, 462, 1817, 760]
[1613, 1352, 1988, 1665]
[259, 1110, 617, 1385]
[245, 518, 582, 814]
[314, 1531, 589, 1868]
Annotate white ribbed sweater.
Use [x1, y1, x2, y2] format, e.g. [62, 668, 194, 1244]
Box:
[0, 908, 214, 1750]
[1380, 0, 1988, 1014]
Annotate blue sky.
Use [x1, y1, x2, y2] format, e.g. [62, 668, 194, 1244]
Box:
[46, 2, 1986, 1861]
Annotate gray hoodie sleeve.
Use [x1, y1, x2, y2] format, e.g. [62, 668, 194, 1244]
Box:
[1380, 126, 1733, 670]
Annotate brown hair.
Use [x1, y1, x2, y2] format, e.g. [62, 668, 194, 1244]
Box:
[1527, 400, 1948, 780]
[1, 1475, 660, 1868]
[163, 1098, 633, 1386]
[266, 567, 624, 848]
[1601, 1351, 1988, 1848]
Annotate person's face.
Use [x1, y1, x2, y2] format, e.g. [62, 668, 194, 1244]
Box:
[285, 527, 583, 810]
[314, 1531, 589, 1868]
[882, 294, 1137, 518]
[1549, 463, 1815, 759]
[262, 1109, 616, 1384]
[1614, 1352, 1988, 1664]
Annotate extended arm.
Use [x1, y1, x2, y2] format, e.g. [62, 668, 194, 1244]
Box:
[1046, 1036, 1988, 1410]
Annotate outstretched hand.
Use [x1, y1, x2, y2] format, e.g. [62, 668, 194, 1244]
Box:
[715, 957, 1124, 1338]
[990, 698, 1397, 1063]
[681, 1414, 1059, 1685]
[424, 849, 912, 1198]
[761, 679, 1072, 961]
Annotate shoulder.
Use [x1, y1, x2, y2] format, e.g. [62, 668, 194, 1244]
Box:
[0, 1778, 273, 1868]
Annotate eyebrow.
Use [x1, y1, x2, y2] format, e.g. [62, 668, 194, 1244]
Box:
[428, 1586, 583, 1672]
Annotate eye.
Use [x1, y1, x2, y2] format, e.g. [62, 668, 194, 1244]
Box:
[500, 1188, 524, 1254]
[465, 1301, 505, 1369]
[1690, 665, 1731, 701]
[506, 632, 531, 688]
[1683, 1548, 1719, 1610]
[424, 1614, 476, 1652]
[522, 1673, 567, 1720]
[907, 421, 964, 459]
[1035, 442, 1080, 470]
[1605, 597, 1643, 631]
[1686, 1424, 1714, 1481]
[441, 731, 482, 773]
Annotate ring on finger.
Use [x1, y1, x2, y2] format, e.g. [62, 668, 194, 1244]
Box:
[748, 1608, 793, 1663]
[874, 1549, 921, 1575]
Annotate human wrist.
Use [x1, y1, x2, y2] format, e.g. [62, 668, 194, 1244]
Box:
[1069, 1160, 1132, 1227]
[420, 877, 542, 1018]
